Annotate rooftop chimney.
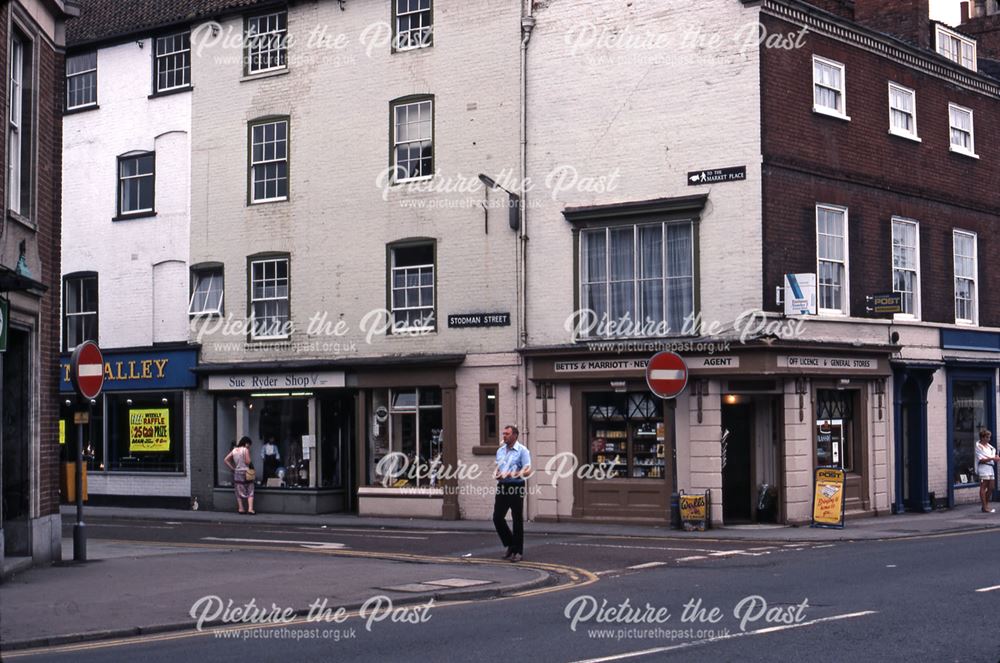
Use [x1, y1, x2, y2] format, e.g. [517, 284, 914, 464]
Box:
[962, 0, 1000, 59]
[853, 0, 931, 49]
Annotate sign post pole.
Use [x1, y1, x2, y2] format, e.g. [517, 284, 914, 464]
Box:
[73, 396, 86, 561]
[645, 352, 690, 529]
[69, 341, 104, 562]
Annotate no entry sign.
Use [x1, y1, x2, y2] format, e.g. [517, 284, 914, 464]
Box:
[70, 341, 104, 400]
[645, 351, 689, 399]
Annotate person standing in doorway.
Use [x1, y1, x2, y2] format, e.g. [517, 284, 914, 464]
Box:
[494, 425, 531, 562]
[976, 428, 999, 513]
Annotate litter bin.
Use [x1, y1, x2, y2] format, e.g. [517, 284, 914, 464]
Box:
[756, 483, 778, 523]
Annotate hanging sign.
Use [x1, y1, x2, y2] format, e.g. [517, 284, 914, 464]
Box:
[811, 467, 846, 528]
[129, 408, 170, 452]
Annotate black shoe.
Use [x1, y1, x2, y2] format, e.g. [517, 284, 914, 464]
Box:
[502, 547, 514, 560]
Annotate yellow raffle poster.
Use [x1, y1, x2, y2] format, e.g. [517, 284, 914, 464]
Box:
[812, 467, 846, 528]
[59, 420, 65, 445]
[129, 409, 170, 452]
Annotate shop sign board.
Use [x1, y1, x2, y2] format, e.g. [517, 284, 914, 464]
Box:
[777, 356, 879, 371]
[60, 348, 198, 393]
[811, 467, 846, 529]
[866, 292, 902, 314]
[207, 371, 346, 391]
[645, 351, 688, 399]
[680, 491, 709, 531]
[129, 409, 170, 452]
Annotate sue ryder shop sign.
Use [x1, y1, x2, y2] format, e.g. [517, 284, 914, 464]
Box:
[60, 348, 198, 393]
[206, 371, 346, 391]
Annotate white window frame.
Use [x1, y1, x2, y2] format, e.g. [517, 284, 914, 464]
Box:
[188, 269, 224, 316]
[891, 217, 920, 320]
[953, 230, 978, 326]
[8, 32, 24, 214]
[64, 273, 98, 351]
[249, 257, 290, 340]
[392, 99, 433, 183]
[577, 221, 696, 339]
[66, 51, 97, 109]
[394, 0, 433, 52]
[154, 32, 191, 93]
[117, 152, 155, 216]
[936, 25, 977, 71]
[245, 11, 288, 75]
[250, 119, 289, 204]
[390, 244, 435, 331]
[812, 55, 849, 121]
[887, 82, 919, 141]
[948, 103, 977, 158]
[816, 204, 849, 316]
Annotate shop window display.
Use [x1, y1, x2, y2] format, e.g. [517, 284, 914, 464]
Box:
[368, 387, 443, 487]
[952, 381, 988, 485]
[586, 392, 666, 479]
[107, 392, 184, 472]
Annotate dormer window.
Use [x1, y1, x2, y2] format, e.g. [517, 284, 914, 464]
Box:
[936, 25, 976, 71]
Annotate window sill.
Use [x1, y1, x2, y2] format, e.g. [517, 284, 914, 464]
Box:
[393, 175, 435, 186]
[817, 309, 850, 318]
[813, 106, 851, 122]
[189, 311, 224, 318]
[249, 197, 289, 205]
[888, 129, 921, 143]
[392, 43, 434, 54]
[358, 486, 444, 497]
[387, 326, 437, 336]
[892, 313, 921, 322]
[7, 209, 35, 230]
[949, 146, 979, 159]
[955, 319, 978, 327]
[113, 211, 157, 222]
[248, 336, 292, 343]
[64, 103, 99, 116]
[241, 68, 289, 83]
[149, 85, 192, 100]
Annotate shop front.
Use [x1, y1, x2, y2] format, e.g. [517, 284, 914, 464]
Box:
[57, 345, 198, 507]
[526, 341, 893, 526]
[196, 356, 461, 518]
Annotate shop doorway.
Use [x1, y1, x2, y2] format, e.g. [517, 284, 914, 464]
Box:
[319, 394, 356, 512]
[900, 379, 923, 510]
[722, 401, 754, 523]
[816, 389, 866, 510]
[2, 328, 32, 556]
[722, 395, 781, 524]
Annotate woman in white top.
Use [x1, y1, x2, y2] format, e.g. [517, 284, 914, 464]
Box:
[975, 428, 1000, 514]
[224, 436, 256, 515]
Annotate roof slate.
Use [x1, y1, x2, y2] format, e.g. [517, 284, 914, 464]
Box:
[67, 0, 281, 47]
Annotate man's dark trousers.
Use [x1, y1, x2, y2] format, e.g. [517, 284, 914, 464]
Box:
[493, 483, 525, 554]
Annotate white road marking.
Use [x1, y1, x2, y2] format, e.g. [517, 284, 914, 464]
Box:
[201, 537, 346, 550]
[975, 584, 1000, 593]
[569, 610, 878, 663]
[555, 542, 723, 554]
[627, 562, 668, 570]
[259, 528, 426, 541]
[812, 544, 835, 549]
[675, 555, 707, 562]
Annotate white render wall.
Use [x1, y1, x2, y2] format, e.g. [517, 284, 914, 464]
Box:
[524, 0, 764, 345]
[189, 1, 523, 362]
[62, 39, 191, 350]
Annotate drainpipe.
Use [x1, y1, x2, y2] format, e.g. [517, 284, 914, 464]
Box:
[519, 4, 535, 437]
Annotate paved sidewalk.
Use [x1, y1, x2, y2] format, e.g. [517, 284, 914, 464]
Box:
[61, 501, 1000, 542]
[0, 538, 550, 651]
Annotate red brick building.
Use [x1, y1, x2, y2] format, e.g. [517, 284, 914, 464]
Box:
[757, 0, 1000, 514]
[0, 0, 78, 578]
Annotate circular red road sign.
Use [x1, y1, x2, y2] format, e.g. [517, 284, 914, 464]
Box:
[645, 351, 689, 399]
[70, 341, 104, 400]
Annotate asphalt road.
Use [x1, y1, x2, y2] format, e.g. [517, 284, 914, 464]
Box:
[12, 520, 1000, 662]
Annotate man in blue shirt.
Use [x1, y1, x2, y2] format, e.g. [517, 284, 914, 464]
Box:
[494, 424, 532, 562]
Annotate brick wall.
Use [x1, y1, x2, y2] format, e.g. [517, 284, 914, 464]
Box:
[853, 0, 931, 49]
[761, 11, 1000, 327]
